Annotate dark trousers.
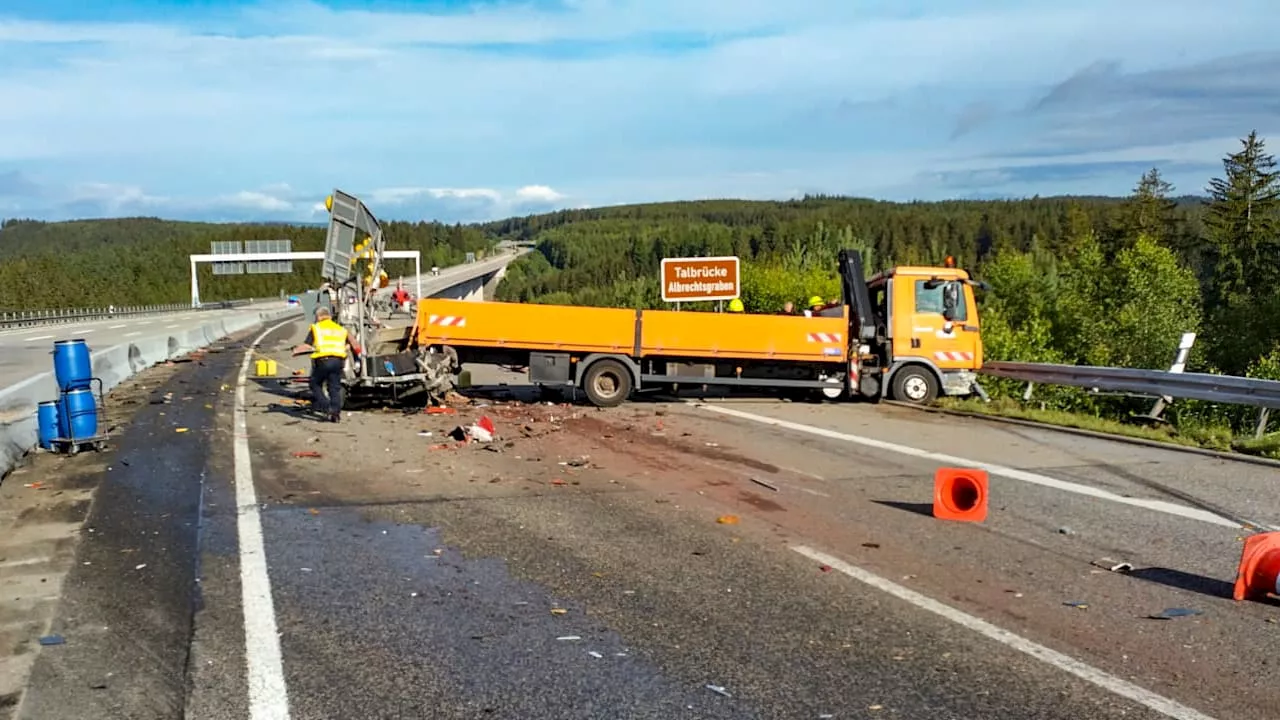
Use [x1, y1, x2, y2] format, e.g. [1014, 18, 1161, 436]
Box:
[309, 356, 345, 415]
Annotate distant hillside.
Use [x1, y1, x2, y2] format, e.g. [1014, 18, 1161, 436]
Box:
[0, 216, 494, 310]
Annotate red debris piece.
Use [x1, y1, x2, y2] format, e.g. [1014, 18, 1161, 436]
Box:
[292, 451, 322, 458]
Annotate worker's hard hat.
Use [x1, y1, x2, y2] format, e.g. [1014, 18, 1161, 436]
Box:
[728, 298, 744, 313]
[808, 296, 824, 307]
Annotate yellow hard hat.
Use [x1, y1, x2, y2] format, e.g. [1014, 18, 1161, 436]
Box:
[728, 298, 744, 312]
[808, 296, 824, 307]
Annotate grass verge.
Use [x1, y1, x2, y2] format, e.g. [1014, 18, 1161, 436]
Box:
[936, 396, 1280, 461]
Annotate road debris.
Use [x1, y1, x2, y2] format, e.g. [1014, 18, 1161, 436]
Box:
[1063, 601, 1088, 610]
[587, 651, 603, 659]
[556, 635, 582, 641]
[292, 450, 323, 458]
[716, 514, 739, 525]
[1149, 607, 1203, 620]
[705, 684, 731, 697]
[748, 477, 779, 492]
[37, 634, 65, 646]
[1090, 557, 1133, 573]
[550, 607, 568, 615]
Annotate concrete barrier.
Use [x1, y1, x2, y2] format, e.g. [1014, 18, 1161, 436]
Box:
[0, 307, 301, 484]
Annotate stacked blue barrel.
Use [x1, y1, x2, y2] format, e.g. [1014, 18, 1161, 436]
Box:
[36, 339, 101, 451]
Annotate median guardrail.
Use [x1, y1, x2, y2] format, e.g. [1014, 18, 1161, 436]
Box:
[0, 299, 260, 329]
[0, 305, 303, 484]
[980, 362, 1280, 410]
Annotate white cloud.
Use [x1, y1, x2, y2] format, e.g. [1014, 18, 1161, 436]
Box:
[0, 0, 1277, 222]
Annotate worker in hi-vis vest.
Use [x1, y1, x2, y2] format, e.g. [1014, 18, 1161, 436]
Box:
[295, 306, 358, 423]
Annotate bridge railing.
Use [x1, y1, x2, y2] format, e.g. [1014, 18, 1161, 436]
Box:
[0, 299, 260, 329]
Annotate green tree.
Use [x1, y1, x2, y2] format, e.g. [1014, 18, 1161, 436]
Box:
[1112, 167, 1179, 250]
[1204, 130, 1280, 294]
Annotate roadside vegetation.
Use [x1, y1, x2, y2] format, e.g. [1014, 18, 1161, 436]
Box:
[3, 132, 1278, 454]
[0, 218, 493, 309]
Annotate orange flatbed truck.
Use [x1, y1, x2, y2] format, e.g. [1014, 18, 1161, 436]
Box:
[414, 249, 989, 408]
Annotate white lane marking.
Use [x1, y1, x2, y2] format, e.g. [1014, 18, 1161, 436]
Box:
[77, 329, 94, 335]
[124, 331, 141, 337]
[792, 545, 1216, 720]
[236, 320, 293, 719]
[695, 404, 1245, 530]
[165, 324, 179, 329]
[23, 335, 53, 342]
[109, 324, 126, 329]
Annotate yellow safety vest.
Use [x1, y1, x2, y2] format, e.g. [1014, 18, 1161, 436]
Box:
[310, 320, 349, 359]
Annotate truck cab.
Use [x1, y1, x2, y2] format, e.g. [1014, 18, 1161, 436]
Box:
[858, 264, 984, 403]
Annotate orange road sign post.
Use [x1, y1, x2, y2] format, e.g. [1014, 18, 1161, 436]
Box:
[660, 256, 740, 304]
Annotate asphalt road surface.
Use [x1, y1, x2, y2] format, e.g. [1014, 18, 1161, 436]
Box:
[5, 315, 1279, 719]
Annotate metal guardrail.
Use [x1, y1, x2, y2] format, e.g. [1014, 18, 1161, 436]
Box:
[0, 299, 258, 329]
[981, 361, 1280, 410]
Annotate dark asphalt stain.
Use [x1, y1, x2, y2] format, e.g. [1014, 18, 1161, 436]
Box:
[16, 338, 246, 720]
[735, 490, 784, 513]
[264, 505, 755, 720]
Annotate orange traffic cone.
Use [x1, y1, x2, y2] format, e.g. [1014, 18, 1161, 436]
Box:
[1233, 531, 1280, 602]
[933, 468, 989, 523]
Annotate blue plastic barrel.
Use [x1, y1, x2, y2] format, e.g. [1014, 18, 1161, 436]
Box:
[59, 388, 98, 441]
[37, 401, 60, 449]
[53, 339, 93, 392]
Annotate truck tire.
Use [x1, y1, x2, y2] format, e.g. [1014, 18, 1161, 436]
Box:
[581, 359, 633, 408]
[890, 365, 939, 404]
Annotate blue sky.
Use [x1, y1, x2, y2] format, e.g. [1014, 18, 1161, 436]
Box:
[0, 0, 1277, 224]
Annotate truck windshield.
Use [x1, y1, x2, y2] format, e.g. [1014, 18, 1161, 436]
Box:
[914, 280, 967, 322]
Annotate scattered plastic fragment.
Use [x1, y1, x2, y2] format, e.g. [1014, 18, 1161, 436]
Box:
[550, 608, 568, 615]
[1057, 527, 1075, 535]
[1149, 607, 1202, 620]
[1063, 601, 1088, 610]
[308, 508, 320, 515]
[716, 515, 739, 525]
[557, 636, 582, 641]
[175, 428, 189, 433]
[819, 565, 832, 573]
[425, 407, 457, 415]
[23, 482, 44, 489]
[291, 451, 322, 458]
[1097, 560, 1133, 573]
[705, 684, 731, 698]
[869, 705, 884, 711]
[749, 477, 779, 492]
[135, 564, 147, 570]
[862, 542, 881, 549]
[587, 651, 603, 659]
[38, 634, 65, 646]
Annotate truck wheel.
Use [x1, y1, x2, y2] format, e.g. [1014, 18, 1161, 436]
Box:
[581, 359, 633, 408]
[891, 366, 939, 404]
[819, 375, 845, 400]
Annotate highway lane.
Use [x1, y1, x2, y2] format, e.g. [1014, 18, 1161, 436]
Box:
[0, 251, 522, 392]
[10, 316, 1278, 718]
[193, 322, 1277, 718]
[0, 302, 286, 390]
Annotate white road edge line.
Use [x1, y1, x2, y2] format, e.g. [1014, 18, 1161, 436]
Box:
[791, 545, 1216, 720]
[694, 403, 1248, 530]
[23, 335, 53, 342]
[235, 319, 293, 719]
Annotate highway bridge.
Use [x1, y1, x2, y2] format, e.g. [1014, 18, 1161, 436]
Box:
[1, 251, 1277, 720]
